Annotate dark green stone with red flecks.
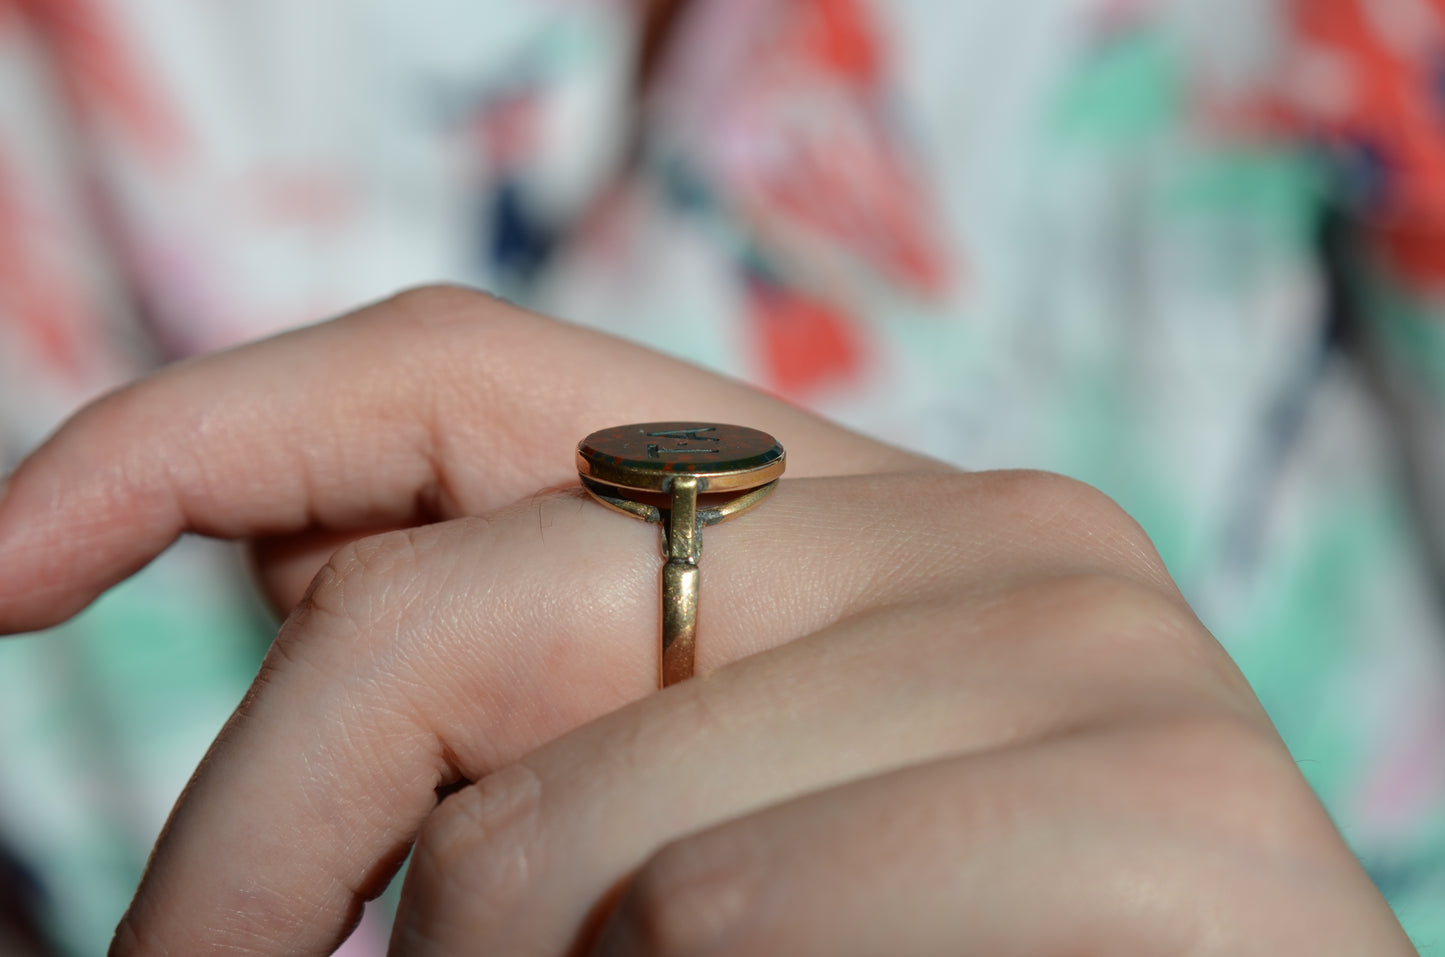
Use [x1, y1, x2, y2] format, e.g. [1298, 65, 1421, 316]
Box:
[577, 422, 785, 492]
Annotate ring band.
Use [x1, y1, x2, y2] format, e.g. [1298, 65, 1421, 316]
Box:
[576, 423, 786, 688]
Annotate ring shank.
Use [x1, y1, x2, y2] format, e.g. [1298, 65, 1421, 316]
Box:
[661, 561, 699, 687]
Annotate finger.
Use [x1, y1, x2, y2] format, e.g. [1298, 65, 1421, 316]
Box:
[111, 471, 1178, 956]
[0, 285, 930, 633]
[247, 524, 417, 616]
[388, 536, 1252, 955]
[590, 720, 1410, 957]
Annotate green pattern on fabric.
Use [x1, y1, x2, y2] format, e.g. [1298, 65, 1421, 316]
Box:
[1368, 275, 1445, 406]
[1387, 814, 1445, 954]
[1164, 149, 1326, 257]
[1048, 364, 1201, 581]
[1048, 32, 1181, 145]
[1229, 493, 1389, 795]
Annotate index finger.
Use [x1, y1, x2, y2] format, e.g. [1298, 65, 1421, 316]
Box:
[0, 286, 929, 633]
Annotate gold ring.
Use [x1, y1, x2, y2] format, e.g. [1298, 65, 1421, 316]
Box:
[576, 423, 786, 688]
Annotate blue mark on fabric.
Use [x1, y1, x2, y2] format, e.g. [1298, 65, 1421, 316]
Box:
[1326, 136, 1392, 212]
[486, 178, 556, 287]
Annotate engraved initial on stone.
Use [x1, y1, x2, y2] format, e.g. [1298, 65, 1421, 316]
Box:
[645, 426, 721, 458]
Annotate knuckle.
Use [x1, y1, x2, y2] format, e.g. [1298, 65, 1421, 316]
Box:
[1122, 713, 1340, 856]
[1014, 572, 1191, 647]
[613, 836, 760, 956]
[994, 571, 1241, 697]
[380, 283, 507, 334]
[306, 529, 422, 620]
[367, 284, 546, 413]
[421, 764, 543, 872]
[980, 469, 1168, 581]
[273, 528, 434, 671]
[984, 467, 1114, 515]
[406, 765, 544, 924]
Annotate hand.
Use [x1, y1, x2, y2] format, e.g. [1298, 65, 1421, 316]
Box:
[0, 288, 1413, 955]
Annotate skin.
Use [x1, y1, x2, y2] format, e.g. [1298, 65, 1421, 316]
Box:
[0, 287, 1417, 955]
